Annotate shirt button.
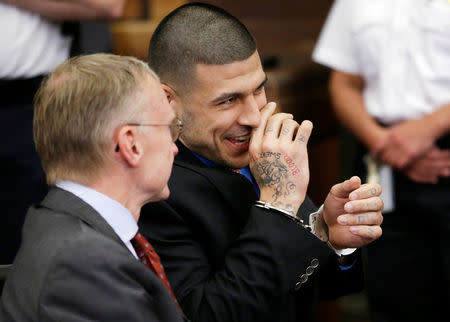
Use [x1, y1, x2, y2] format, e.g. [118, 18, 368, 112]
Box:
[306, 266, 314, 275]
[295, 281, 302, 290]
[311, 258, 319, 268]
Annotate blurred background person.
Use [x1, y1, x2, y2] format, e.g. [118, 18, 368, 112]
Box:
[0, 0, 125, 266]
[313, 0, 450, 321]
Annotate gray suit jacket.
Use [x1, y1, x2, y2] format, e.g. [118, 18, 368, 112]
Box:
[0, 187, 183, 322]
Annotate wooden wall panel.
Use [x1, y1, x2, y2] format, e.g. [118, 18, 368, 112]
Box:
[198, 0, 333, 61]
[149, 0, 186, 19]
[111, 0, 187, 60]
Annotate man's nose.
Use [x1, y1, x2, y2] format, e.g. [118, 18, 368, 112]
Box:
[237, 95, 262, 128]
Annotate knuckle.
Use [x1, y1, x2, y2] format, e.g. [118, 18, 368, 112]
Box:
[248, 145, 258, 156]
[368, 226, 379, 238]
[357, 214, 367, 224]
[330, 183, 340, 194]
[272, 112, 292, 122]
[374, 183, 382, 195]
[284, 119, 298, 127]
[261, 141, 275, 152]
[375, 226, 383, 238]
[378, 198, 384, 210]
[279, 144, 290, 155]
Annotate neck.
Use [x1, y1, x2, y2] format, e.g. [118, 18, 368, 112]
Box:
[85, 174, 143, 222]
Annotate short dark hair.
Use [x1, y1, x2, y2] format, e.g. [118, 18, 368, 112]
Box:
[148, 2, 257, 94]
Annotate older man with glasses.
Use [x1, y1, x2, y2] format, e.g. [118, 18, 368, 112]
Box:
[0, 53, 186, 322]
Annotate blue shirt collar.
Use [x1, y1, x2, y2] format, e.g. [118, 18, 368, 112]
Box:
[189, 150, 260, 197]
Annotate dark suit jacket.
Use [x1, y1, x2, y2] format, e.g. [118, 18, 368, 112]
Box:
[0, 187, 183, 322]
[139, 142, 363, 322]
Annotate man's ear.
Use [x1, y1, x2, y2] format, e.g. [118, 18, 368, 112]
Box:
[114, 126, 142, 168]
[162, 84, 183, 117]
[162, 84, 180, 106]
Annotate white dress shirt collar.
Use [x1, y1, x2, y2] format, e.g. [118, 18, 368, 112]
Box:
[55, 180, 138, 258]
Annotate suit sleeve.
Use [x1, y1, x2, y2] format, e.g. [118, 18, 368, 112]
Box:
[38, 234, 182, 322]
[140, 169, 342, 322]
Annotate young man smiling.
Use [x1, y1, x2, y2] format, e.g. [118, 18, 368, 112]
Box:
[139, 3, 384, 322]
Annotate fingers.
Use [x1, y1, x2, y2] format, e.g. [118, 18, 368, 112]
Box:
[337, 211, 383, 226]
[279, 119, 299, 144]
[277, 119, 313, 145]
[383, 148, 409, 169]
[295, 120, 313, 144]
[330, 176, 361, 199]
[264, 112, 294, 139]
[344, 196, 383, 213]
[251, 102, 312, 155]
[348, 225, 382, 240]
[250, 102, 276, 148]
[349, 182, 382, 201]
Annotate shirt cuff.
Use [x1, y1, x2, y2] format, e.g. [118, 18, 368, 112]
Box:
[309, 205, 357, 256]
[308, 205, 328, 242]
[327, 241, 357, 256]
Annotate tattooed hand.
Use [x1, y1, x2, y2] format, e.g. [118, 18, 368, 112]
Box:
[323, 176, 383, 249]
[249, 102, 313, 215]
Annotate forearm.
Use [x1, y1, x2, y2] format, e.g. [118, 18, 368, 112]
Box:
[422, 103, 450, 141]
[329, 70, 384, 153]
[185, 209, 334, 321]
[140, 201, 334, 322]
[2, 0, 124, 20]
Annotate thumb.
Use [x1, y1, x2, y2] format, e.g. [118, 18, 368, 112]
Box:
[330, 176, 361, 199]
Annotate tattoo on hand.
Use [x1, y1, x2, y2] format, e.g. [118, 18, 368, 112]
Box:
[298, 135, 306, 142]
[251, 158, 288, 202]
[259, 152, 281, 159]
[284, 155, 300, 176]
[286, 181, 296, 195]
[251, 154, 298, 203]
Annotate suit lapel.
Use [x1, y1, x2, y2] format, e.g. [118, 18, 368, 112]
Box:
[39, 187, 125, 247]
[174, 142, 258, 217]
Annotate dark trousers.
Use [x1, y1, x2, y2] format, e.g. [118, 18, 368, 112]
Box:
[364, 137, 450, 322]
[0, 76, 48, 265]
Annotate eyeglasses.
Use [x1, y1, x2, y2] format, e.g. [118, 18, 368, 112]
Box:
[126, 118, 183, 142]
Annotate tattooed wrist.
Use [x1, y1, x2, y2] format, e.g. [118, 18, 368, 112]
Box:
[255, 201, 296, 217]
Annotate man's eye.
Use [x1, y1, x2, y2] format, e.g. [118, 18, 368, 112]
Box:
[220, 97, 236, 105]
[254, 86, 264, 94]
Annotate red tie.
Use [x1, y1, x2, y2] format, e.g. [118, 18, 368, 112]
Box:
[131, 232, 183, 314]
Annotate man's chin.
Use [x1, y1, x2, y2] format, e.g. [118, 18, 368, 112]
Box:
[149, 186, 171, 203]
[223, 154, 250, 170]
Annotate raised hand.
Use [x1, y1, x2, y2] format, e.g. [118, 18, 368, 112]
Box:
[249, 102, 313, 215]
[323, 176, 383, 249]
